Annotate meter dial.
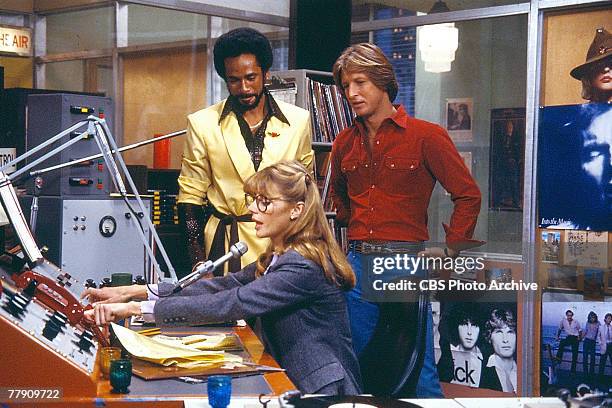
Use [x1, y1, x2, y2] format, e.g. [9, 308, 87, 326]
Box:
[99, 215, 117, 237]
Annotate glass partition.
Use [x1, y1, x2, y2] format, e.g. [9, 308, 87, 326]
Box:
[127, 4, 209, 46]
[45, 60, 85, 91]
[352, 0, 524, 16]
[46, 7, 114, 54]
[353, 12, 528, 255]
[421, 14, 528, 255]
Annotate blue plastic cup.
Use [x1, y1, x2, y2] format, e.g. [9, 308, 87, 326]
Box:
[207, 375, 232, 408]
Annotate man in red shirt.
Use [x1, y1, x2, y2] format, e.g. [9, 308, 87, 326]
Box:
[330, 43, 482, 397]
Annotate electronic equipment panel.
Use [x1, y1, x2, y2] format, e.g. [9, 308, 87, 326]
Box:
[25, 93, 113, 196]
[20, 196, 151, 295]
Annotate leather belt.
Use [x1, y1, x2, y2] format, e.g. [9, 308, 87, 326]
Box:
[208, 206, 252, 275]
[349, 240, 424, 255]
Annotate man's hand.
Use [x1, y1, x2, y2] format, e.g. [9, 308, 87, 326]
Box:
[418, 246, 459, 258]
[91, 301, 142, 326]
[80, 285, 146, 304]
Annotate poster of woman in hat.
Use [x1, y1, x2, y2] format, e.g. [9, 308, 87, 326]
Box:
[570, 27, 611, 103]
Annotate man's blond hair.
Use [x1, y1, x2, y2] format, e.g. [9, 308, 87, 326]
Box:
[332, 42, 398, 102]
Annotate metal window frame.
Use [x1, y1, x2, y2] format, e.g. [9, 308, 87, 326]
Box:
[352, 3, 531, 32]
[521, 0, 544, 396]
[32, 0, 289, 26]
[30, 0, 290, 69]
[112, 0, 288, 26]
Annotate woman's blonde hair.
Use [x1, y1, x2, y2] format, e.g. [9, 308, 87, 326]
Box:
[243, 160, 355, 290]
[332, 42, 398, 102]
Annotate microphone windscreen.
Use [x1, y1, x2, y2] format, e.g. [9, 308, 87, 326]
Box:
[232, 241, 248, 257]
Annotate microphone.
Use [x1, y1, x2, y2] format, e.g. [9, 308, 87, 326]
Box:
[172, 241, 248, 294]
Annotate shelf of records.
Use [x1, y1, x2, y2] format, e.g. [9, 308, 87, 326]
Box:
[269, 69, 355, 143]
[305, 77, 354, 143]
[314, 149, 334, 213]
[538, 229, 612, 300]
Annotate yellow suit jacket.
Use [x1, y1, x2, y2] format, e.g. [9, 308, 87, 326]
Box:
[177, 98, 313, 268]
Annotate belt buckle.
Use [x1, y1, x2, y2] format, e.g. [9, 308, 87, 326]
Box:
[363, 242, 384, 254]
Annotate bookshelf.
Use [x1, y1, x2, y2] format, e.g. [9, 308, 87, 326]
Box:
[270, 69, 353, 143]
[270, 69, 334, 109]
[269, 69, 354, 249]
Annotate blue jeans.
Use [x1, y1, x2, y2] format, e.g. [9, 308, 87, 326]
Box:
[582, 338, 596, 375]
[346, 249, 444, 398]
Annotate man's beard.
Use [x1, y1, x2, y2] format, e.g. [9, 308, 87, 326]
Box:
[233, 89, 265, 113]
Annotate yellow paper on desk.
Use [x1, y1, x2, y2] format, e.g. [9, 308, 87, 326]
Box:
[110, 323, 242, 368]
[152, 334, 238, 351]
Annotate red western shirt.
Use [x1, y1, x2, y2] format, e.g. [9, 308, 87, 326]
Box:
[330, 105, 483, 250]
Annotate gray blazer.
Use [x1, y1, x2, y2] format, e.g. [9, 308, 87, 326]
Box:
[155, 249, 362, 395]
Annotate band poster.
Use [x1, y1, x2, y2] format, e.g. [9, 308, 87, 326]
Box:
[433, 301, 519, 394]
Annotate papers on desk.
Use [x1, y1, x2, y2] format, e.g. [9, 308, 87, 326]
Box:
[111, 323, 243, 369]
[152, 333, 240, 351]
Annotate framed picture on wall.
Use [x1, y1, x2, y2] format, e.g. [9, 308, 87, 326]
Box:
[446, 98, 473, 143]
[488, 108, 525, 211]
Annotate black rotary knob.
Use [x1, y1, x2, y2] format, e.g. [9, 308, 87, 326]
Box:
[84, 279, 97, 289]
[2, 292, 30, 320]
[42, 310, 68, 341]
[73, 329, 95, 354]
[23, 280, 38, 298]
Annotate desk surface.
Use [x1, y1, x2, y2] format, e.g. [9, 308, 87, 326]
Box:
[182, 397, 565, 408]
[0, 321, 295, 407]
[0, 268, 294, 407]
[93, 324, 295, 402]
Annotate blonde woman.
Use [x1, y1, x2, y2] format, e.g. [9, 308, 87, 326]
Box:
[83, 160, 362, 396]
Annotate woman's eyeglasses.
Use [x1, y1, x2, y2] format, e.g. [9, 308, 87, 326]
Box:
[245, 194, 291, 212]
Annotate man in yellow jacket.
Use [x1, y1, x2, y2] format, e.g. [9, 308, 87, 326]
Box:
[178, 28, 313, 275]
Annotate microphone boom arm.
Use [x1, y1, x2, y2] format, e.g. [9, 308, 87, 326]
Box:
[0, 116, 181, 284]
[93, 119, 177, 283]
[28, 129, 187, 177]
[0, 119, 91, 175]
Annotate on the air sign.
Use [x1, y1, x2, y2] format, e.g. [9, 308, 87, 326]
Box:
[0, 148, 17, 174]
[0, 26, 32, 57]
